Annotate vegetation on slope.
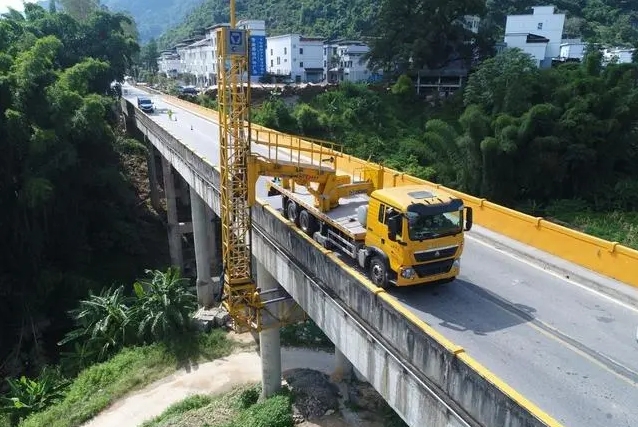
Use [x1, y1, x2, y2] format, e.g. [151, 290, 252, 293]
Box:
[0, 2, 175, 392]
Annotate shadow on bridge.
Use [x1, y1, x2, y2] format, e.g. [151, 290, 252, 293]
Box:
[390, 279, 537, 336]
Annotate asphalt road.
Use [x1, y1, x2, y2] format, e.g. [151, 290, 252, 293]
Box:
[124, 86, 638, 427]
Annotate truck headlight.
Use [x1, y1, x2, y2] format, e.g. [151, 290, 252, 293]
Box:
[400, 267, 416, 279]
[453, 259, 461, 269]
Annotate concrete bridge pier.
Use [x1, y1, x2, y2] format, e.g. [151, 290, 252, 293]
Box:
[331, 348, 354, 382]
[161, 157, 184, 271]
[256, 260, 282, 399]
[190, 187, 215, 307]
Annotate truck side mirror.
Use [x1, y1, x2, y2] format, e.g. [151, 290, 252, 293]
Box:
[464, 207, 473, 231]
[388, 215, 401, 241]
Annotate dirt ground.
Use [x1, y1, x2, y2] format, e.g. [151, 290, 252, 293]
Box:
[81, 333, 396, 427]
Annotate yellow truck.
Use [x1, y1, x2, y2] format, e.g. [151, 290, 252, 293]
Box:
[266, 175, 473, 289]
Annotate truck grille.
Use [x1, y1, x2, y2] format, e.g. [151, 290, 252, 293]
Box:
[413, 259, 455, 277]
[414, 246, 458, 263]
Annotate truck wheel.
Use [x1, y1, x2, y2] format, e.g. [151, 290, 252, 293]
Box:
[299, 209, 318, 236]
[281, 196, 290, 219]
[287, 200, 300, 226]
[369, 256, 390, 289]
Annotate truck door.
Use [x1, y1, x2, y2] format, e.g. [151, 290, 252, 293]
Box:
[372, 203, 404, 272]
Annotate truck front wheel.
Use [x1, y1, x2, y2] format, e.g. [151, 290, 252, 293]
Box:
[369, 256, 390, 289]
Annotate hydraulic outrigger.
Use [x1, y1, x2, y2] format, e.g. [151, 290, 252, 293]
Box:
[215, 2, 382, 333]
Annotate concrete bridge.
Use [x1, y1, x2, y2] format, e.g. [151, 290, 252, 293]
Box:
[120, 84, 638, 427]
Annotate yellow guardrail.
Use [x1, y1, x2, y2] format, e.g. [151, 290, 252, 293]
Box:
[153, 88, 638, 289]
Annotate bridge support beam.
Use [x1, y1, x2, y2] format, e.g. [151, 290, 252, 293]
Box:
[161, 157, 183, 271]
[331, 348, 353, 382]
[257, 260, 282, 399]
[190, 187, 214, 308]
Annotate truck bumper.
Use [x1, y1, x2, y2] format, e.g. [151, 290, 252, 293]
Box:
[394, 259, 460, 287]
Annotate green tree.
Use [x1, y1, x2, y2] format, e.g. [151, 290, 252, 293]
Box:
[366, 0, 485, 74]
[132, 268, 198, 342]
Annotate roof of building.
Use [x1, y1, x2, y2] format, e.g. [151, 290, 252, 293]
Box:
[205, 23, 230, 30]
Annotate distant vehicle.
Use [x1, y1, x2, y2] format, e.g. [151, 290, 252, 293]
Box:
[137, 96, 154, 113]
[179, 85, 198, 95]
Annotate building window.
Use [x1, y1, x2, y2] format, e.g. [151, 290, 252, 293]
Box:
[284, 47, 287, 54]
[270, 48, 273, 55]
[537, 22, 543, 30]
[277, 57, 280, 65]
[300, 62, 303, 67]
[300, 48, 304, 54]
[271, 59, 273, 66]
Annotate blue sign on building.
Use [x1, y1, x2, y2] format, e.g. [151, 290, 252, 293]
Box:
[249, 35, 267, 76]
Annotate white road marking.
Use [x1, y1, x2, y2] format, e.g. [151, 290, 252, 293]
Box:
[467, 235, 638, 314]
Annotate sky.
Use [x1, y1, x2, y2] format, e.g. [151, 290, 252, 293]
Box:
[0, 0, 38, 14]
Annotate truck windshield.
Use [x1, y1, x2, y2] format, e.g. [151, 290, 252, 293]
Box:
[406, 209, 463, 241]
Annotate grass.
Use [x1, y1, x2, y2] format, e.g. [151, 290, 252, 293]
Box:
[19, 330, 234, 427]
[540, 200, 638, 249]
[141, 384, 294, 427]
[552, 211, 638, 249]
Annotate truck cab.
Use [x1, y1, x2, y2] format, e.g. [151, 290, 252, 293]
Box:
[136, 96, 155, 113]
[358, 186, 472, 288]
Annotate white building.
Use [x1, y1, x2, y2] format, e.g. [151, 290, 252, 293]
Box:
[559, 39, 586, 61]
[503, 5, 565, 67]
[463, 15, 481, 34]
[157, 50, 181, 77]
[204, 23, 230, 85]
[266, 34, 324, 83]
[603, 48, 635, 64]
[324, 40, 377, 83]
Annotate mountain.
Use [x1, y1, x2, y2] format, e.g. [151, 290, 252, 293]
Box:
[156, 0, 380, 49]
[100, 0, 203, 42]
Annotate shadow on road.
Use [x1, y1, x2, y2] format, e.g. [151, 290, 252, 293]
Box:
[389, 278, 537, 336]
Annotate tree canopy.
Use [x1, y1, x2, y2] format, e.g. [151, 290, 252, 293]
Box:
[0, 3, 164, 382]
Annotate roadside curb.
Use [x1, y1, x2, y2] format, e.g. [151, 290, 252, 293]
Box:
[468, 225, 638, 310]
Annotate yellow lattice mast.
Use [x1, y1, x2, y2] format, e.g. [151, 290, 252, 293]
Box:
[216, 1, 257, 333]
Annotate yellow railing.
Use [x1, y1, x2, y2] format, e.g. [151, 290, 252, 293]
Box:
[251, 127, 343, 174]
[151, 88, 638, 289]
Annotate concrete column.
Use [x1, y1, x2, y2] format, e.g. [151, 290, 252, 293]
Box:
[208, 212, 222, 276]
[332, 348, 353, 382]
[146, 141, 161, 212]
[190, 187, 214, 308]
[161, 157, 183, 270]
[178, 175, 190, 207]
[257, 261, 282, 399]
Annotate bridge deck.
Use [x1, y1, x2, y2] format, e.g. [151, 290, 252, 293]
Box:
[124, 86, 638, 427]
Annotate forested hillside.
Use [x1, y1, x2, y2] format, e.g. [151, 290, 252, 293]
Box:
[0, 3, 168, 386]
[158, 0, 638, 49]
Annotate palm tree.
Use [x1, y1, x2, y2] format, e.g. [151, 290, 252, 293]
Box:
[132, 268, 197, 342]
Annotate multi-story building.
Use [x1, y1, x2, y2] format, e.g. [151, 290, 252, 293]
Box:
[323, 40, 379, 83]
[157, 50, 182, 77]
[266, 34, 324, 83]
[503, 5, 565, 67]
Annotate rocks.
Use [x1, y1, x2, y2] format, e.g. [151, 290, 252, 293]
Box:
[284, 368, 340, 422]
[193, 306, 231, 331]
